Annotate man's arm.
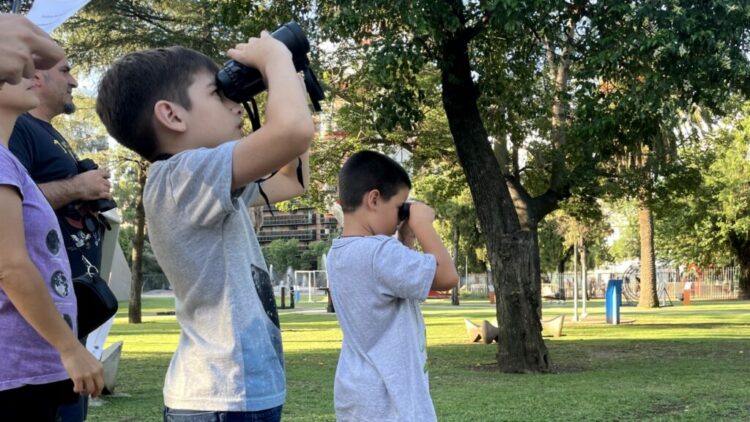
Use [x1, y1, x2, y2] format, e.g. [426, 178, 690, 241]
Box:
[250, 151, 309, 206]
[0, 186, 103, 396]
[39, 169, 112, 210]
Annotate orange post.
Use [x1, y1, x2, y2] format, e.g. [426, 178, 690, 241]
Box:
[682, 282, 692, 305]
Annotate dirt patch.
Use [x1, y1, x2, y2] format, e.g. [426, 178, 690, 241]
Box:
[468, 361, 589, 374]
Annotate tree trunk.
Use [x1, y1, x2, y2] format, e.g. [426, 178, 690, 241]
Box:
[493, 232, 548, 371]
[637, 204, 659, 308]
[129, 164, 147, 323]
[728, 231, 750, 300]
[438, 12, 549, 372]
[739, 258, 750, 300]
[581, 240, 588, 315]
[451, 224, 460, 306]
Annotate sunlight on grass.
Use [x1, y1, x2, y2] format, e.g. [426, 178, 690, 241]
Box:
[88, 298, 750, 421]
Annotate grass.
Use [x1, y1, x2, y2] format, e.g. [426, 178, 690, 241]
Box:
[88, 297, 750, 421]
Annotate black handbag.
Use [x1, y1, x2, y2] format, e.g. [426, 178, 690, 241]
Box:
[73, 271, 118, 339]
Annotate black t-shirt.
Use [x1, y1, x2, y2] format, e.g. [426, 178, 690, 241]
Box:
[9, 113, 104, 278]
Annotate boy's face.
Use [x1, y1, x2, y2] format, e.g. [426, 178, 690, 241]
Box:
[183, 71, 244, 148]
[372, 186, 410, 236]
[0, 78, 39, 115]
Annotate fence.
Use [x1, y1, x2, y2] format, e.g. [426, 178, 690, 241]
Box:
[461, 265, 740, 301]
[543, 266, 740, 301]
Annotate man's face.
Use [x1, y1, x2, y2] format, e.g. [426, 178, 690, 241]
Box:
[37, 58, 78, 115]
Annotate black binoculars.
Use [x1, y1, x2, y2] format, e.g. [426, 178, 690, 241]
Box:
[77, 159, 117, 213]
[216, 21, 325, 112]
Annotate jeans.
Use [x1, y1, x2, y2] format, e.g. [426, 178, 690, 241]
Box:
[56, 395, 88, 421]
[0, 379, 78, 422]
[164, 406, 283, 422]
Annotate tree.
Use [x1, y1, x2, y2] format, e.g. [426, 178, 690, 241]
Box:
[656, 102, 750, 299]
[318, 0, 750, 370]
[302, 239, 332, 270]
[578, 2, 750, 307]
[262, 239, 302, 278]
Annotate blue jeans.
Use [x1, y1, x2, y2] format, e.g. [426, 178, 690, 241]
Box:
[164, 406, 283, 422]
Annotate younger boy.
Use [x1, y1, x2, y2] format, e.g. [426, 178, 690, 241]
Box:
[0, 77, 104, 419]
[95, 32, 314, 420]
[327, 150, 459, 421]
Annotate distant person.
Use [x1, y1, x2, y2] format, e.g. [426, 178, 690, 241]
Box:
[327, 150, 459, 421]
[95, 31, 314, 421]
[0, 76, 103, 420]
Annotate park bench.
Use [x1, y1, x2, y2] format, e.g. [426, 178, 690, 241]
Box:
[465, 314, 565, 343]
[464, 319, 499, 344]
[540, 314, 565, 337]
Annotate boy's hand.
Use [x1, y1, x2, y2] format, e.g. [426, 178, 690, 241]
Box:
[227, 31, 293, 76]
[59, 343, 104, 397]
[406, 202, 435, 230]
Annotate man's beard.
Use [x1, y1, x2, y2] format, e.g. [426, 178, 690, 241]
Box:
[63, 102, 76, 114]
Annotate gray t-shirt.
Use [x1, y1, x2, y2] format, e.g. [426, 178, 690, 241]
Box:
[327, 235, 437, 422]
[144, 141, 284, 411]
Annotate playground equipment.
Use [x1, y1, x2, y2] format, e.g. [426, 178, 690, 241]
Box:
[620, 264, 673, 307]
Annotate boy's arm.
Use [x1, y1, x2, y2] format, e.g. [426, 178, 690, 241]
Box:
[408, 203, 459, 291]
[250, 150, 309, 206]
[228, 32, 315, 191]
[0, 186, 104, 397]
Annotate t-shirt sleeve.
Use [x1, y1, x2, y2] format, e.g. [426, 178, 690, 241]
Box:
[238, 178, 260, 206]
[165, 141, 239, 227]
[371, 237, 437, 300]
[0, 152, 24, 200]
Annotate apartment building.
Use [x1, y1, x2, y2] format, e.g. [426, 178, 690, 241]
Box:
[256, 205, 340, 254]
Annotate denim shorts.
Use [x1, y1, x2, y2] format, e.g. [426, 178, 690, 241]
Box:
[163, 405, 283, 422]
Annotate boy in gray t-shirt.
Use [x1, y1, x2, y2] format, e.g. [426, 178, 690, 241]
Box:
[95, 35, 314, 419]
[327, 151, 459, 422]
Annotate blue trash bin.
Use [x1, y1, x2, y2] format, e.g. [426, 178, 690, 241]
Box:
[605, 279, 622, 325]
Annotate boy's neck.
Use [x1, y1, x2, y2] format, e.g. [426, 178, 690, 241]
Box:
[341, 214, 375, 237]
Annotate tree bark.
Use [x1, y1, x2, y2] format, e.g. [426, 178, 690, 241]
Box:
[129, 164, 147, 323]
[728, 231, 750, 300]
[637, 204, 659, 308]
[493, 232, 548, 371]
[438, 5, 549, 372]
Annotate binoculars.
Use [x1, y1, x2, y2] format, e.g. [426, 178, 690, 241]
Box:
[216, 21, 325, 112]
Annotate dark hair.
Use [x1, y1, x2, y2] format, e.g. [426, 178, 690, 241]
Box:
[338, 150, 411, 212]
[95, 47, 219, 161]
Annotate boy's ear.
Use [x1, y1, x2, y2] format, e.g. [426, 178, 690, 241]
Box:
[153, 100, 187, 133]
[364, 189, 380, 210]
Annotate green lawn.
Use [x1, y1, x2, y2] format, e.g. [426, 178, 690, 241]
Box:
[88, 297, 750, 421]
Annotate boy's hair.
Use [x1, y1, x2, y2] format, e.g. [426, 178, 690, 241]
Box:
[95, 46, 219, 161]
[338, 150, 411, 213]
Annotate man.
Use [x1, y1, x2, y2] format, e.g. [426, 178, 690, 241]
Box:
[9, 52, 112, 422]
